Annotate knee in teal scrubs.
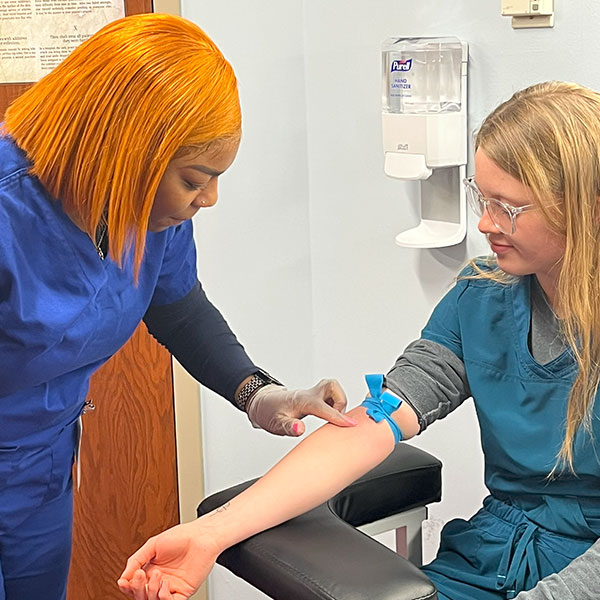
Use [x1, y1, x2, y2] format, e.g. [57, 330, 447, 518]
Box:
[421, 496, 594, 600]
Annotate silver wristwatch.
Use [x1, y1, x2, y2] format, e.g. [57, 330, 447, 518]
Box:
[236, 369, 283, 411]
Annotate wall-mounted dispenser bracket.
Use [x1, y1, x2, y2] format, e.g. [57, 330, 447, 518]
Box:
[381, 37, 468, 248]
[393, 165, 466, 248]
[501, 0, 554, 29]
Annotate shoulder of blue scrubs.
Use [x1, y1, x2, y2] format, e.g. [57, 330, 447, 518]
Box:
[149, 219, 199, 306]
[0, 132, 30, 179]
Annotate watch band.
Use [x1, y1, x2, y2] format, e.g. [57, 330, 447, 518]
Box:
[236, 369, 283, 411]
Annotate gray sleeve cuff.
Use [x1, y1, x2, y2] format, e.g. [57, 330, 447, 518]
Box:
[384, 338, 471, 432]
[515, 576, 576, 600]
[514, 538, 600, 600]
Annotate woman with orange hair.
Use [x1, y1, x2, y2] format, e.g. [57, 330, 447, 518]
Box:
[0, 13, 355, 600]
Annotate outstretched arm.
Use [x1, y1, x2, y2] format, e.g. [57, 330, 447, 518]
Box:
[118, 398, 420, 600]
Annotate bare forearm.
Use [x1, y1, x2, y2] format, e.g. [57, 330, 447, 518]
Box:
[118, 393, 420, 599]
[200, 401, 418, 551]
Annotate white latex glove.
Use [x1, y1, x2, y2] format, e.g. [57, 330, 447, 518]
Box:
[245, 379, 357, 436]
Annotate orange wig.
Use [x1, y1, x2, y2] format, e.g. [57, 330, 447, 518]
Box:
[3, 13, 241, 273]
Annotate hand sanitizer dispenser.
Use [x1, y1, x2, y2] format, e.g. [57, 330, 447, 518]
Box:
[382, 37, 468, 248]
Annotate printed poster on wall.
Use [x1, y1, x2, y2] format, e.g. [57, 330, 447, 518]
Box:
[0, 0, 125, 84]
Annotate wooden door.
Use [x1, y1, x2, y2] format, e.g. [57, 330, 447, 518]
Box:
[68, 327, 178, 600]
[0, 2, 181, 599]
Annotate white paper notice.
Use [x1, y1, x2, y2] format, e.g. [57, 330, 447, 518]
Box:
[0, 0, 126, 83]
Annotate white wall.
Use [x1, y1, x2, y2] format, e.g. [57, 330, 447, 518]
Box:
[182, 1, 600, 598]
[187, 0, 314, 482]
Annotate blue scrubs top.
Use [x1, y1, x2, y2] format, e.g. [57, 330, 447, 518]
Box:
[0, 135, 197, 531]
[420, 270, 600, 598]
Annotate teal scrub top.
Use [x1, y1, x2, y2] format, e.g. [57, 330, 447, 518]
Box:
[421, 270, 600, 540]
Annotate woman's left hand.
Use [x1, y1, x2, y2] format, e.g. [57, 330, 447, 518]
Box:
[117, 520, 221, 600]
[246, 378, 356, 436]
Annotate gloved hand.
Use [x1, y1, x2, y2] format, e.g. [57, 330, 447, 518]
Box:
[245, 379, 357, 436]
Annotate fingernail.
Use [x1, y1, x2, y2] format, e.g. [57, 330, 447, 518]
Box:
[292, 422, 300, 434]
[345, 416, 358, 425]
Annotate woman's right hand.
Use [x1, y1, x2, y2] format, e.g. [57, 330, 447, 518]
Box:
[117, 518, 223, 600]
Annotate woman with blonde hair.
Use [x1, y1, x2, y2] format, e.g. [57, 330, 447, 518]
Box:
[120, 81, 600, 600]
[0, 13, 355, 600]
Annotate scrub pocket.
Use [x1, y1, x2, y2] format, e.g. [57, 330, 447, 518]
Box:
[0, 419, 78, 535]
[46, 420, 78, 501]
[0, 446, 21, 492]
[0, 445, 53, 535]
[436, 517, 485, 571]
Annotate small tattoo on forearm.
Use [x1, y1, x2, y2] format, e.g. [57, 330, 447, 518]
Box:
[213, 502, 230, 515]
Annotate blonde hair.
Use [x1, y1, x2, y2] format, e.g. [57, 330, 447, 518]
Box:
[3, 13, 241, 273]
[472, 81, 600, 471]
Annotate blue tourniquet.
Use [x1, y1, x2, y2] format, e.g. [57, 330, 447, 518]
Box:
[361, 374, 403, 443]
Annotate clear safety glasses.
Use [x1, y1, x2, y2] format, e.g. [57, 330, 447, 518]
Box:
[463, 176, 536, 235]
